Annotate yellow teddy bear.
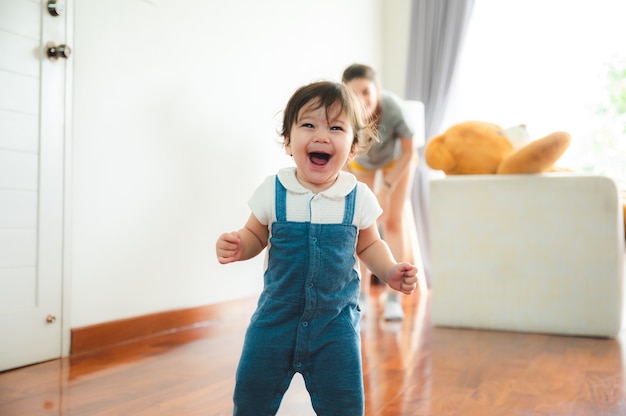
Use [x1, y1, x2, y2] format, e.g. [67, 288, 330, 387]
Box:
[425, 120, 626, 238]
[424, 121, 571, 174]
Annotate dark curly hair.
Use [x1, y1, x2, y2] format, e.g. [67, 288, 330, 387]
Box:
[281, 81, 377, 155]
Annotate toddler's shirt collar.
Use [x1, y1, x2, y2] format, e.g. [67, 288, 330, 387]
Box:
[277, 167, 357, 198]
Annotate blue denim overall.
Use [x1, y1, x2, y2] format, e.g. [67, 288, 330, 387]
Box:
[233, 177, 363, 415]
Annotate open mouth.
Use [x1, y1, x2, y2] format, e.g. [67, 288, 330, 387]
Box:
[309, 152, 331, 166]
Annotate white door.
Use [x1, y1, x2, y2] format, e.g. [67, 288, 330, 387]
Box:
[0, 0, 68, 372]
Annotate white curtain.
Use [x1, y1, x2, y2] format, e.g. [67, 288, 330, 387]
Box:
[405, 0, 475, 285]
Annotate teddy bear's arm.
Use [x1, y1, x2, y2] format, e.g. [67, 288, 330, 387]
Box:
[497, 131, 571, 174]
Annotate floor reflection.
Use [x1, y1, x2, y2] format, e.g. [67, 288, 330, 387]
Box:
[2, 283, 626, 415]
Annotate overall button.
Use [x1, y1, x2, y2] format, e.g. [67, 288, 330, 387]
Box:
[295, 362, 302, 368]
[302, 321, 308, 327]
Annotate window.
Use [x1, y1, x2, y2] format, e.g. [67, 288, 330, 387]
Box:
[443, 0, 626, 188]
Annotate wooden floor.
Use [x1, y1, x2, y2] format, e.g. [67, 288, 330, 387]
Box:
[2, 285, 626, 416]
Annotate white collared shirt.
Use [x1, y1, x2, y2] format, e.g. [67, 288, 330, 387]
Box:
[248, 167, 382, 275]
[248, 167, 382, 228]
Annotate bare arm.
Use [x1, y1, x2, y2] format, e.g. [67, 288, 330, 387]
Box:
[216, 213, 269, 264]
[381, 137, 414, 189]
[356, 224, 418, 295]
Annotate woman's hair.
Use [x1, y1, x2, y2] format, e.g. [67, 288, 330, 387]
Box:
[281, 81, 377, 155]
[341, 63, 378, 84]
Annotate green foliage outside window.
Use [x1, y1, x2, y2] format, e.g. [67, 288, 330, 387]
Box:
[575, 58, 626, 189]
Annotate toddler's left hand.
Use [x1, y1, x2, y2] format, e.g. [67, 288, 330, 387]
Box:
[386, 263, 418, 295]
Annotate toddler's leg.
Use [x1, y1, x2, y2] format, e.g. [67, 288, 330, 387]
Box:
[233, 338, 294, 415]
[304, 310, 364, 415]
[233, 304, 297, 415]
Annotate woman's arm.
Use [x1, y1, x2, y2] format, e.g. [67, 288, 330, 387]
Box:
[376, 137, 414, 212]
[381, 137, 414, 189]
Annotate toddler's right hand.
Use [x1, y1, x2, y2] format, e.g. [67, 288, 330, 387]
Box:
[216, 231, 242, 264]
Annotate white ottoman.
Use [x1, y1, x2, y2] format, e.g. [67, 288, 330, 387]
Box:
[429, 174, 625, 338]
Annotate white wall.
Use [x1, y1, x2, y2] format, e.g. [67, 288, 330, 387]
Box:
[380, 0, 412, 97]
[70, 0, 411, 328]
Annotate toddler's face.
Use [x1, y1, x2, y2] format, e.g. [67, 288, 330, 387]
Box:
[285, 101, 355, 192]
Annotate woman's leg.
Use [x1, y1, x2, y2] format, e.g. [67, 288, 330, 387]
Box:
[345, 166, 377, 316]
[381, 161, 415, 320]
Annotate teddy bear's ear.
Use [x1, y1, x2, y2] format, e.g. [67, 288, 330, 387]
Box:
[496, 131, 571, 174]
[425, 134, 457, 172]
[503, 124, 530, 149]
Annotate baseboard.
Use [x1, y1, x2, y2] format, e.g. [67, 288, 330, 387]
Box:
[70, 296, 257, 356]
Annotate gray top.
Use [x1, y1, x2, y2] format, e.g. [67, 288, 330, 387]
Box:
[353, 91, 415, 170]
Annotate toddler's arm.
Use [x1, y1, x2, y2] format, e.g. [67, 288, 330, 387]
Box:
[356, 224, 418, 295]
[216, 213, 268, 264]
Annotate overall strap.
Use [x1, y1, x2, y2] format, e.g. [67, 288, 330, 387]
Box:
[342, 186, 357, 225]
[276, 176, 357, 224]
[275, 176, 287, 222]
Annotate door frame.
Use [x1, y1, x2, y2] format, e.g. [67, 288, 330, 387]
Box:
[59, 0, 74, 357]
